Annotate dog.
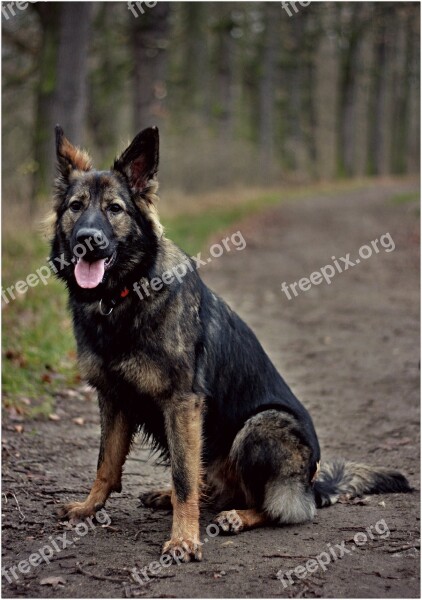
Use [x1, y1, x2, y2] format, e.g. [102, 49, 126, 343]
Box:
[49, 125, 412, 562]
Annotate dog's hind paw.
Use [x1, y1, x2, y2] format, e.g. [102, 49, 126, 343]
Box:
[212, 509, 244, 534]
[139, 489, 172, 510]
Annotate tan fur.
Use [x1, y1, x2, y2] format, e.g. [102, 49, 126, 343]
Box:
[312, 461, 321, 482]
[232, 508, 268, 529]
[162, 396, 203, 560]
[213, 508, 269, 534]
[60, 136, 92, 172]
[78, 350, 104, 388]
[134, 178, 163, 239]
[115, 354, 170, 397]
[61, 412, 131, 520]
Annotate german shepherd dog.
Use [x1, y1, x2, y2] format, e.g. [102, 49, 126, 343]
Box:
[50, 126, 412, 562]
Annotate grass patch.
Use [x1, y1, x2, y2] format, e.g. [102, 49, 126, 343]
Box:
[162, 192, 280, 255]
[391, 191, 420, 204]
[2, 234, 78, 417]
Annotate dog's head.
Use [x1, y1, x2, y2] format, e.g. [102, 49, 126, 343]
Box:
[48, 126, 163, 298]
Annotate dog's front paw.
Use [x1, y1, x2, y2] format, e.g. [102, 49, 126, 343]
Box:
[213, 509, 244, 534]
[162, 538, 202, 563]
[58, 501, 102, 523]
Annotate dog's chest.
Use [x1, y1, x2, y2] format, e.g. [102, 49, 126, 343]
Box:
[74, 311, 173, 399]
[73, 299, 195, 402]
[77, 342, 173, 401]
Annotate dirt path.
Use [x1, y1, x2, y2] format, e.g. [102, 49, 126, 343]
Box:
[2, 181, 419, 598]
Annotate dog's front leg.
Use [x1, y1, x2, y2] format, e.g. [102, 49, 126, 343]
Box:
[60, 398, 133, 522]
[162, 395, 203, 562]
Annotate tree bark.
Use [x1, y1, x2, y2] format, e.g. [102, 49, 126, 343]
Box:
[366, 9, 389, 175]
[32, 4, 60, 205]
[131, 2, 170, 132]
[337, 4, 366, 177]
[390, 11, 413, 174]
[54, 2, 93, 145]
[258, 3, 278, 178]
[32, 2, 92, 206]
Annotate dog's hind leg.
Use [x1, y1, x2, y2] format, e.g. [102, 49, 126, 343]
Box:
[213, 410, 317, 534]
[59, 400, 134, 522]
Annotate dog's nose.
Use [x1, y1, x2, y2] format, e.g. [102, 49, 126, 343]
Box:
[75, 228, 105, 247]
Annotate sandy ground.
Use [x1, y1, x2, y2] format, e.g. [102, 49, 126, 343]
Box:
[2, 180, 420, 598]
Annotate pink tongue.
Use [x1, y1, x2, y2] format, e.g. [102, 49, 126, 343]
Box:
[74, 258, 106, 288]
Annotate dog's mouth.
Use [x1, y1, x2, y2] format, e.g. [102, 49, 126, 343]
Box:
[74, 252, 117, 289]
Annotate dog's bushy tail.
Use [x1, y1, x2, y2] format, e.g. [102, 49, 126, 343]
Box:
[313, 460, 413, 508]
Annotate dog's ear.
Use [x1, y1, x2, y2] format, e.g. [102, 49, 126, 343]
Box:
[55, 125, 92, 178]
[113, 127, 159, 193]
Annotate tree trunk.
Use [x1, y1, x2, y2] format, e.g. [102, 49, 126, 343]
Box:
[32, 3, 92, 206]
[215, 13, 236, 142]
[54, 2, 93, 145]
[258, 3, 278, 179]
[337, 4, 365, 177]
[390, 12, 413, 174]
[366, 10, 389, 175]
[181, 3, 211, 124]
[131, 2, 170, 132]
[32, 4, 60, 205]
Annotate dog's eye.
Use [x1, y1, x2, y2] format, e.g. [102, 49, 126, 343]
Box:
[69, 200, 83, 212]
[108, 203, 123, 214]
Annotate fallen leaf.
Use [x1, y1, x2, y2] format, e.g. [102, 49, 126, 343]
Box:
[13, 425, 24, 433]
[48, 413, 60, 421]
[7, 407, 24, 422]
[40, 576, 66, 587]
[351, 496, 371, 506]
[72, 417, 85, 426]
